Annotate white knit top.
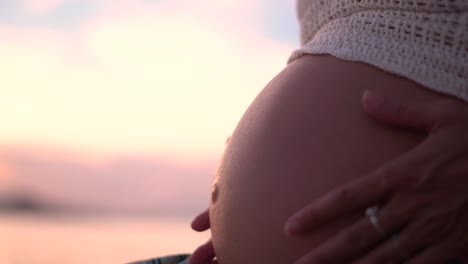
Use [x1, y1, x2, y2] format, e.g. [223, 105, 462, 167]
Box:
[288, 0, 468, 102]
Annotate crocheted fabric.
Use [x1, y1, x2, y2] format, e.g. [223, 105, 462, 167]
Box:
[289, 0, 468, 102]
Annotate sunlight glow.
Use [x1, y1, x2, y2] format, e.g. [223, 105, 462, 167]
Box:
[0, 0, 294, 158]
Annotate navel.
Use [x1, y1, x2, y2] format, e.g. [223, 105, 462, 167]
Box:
[211, 181, 219, 203]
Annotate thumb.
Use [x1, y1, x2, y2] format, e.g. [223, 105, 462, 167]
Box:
[188, 240, 215, 264]
[191, 209, 210, 231]
[362, 90, 438, 131]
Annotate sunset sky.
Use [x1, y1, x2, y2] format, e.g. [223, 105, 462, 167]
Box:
[0, 0, 299, 213]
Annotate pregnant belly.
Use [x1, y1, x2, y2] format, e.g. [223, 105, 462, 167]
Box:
[209, 55, 450, 264]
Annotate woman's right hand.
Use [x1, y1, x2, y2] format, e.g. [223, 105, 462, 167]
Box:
[188, 209, 218, 264]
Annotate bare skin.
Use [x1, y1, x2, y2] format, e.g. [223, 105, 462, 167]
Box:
[203, 54, 458, 264]
[287, 92, 468, 264]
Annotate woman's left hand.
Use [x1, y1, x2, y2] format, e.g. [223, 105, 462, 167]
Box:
[188, 209, 218, 264]
[285, 90, 468, 264]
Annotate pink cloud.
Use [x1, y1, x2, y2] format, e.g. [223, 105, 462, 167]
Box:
[0, 0, 295, 158]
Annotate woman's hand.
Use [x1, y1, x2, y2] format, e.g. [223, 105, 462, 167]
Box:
[285, 90, 468, 264]
[188, 209, 218, 264]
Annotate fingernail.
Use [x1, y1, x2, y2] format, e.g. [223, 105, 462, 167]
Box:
[285, 220, 302, 236]
[363, 90, 385, 110]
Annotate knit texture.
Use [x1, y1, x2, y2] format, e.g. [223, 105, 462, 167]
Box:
[288, 0, 468, 102]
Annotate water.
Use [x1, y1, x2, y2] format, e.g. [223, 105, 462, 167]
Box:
[0, 213, 210, 264]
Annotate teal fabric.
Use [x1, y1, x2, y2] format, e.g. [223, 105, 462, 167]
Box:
[127, 254, 190, 264]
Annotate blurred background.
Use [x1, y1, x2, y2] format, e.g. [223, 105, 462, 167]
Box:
[0, 0, 298, 263]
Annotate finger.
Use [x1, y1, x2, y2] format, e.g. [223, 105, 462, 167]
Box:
[388, 130, 462, 191]
[293, 214, 384, 264]
[285, 163, 395, 236]
[188, 239, 215, 264]
[361, 127, 456, 191]
[354, 221, 437, 264]
[362, 90, 450, 132]
[406, 239, 460, 264]
[191, 209, 210, 231]
[294, 196, 418, 264]
[287, 119, 458, 236]
[285, 143, 437, 236]
[356, 205, 464, 264]
[354, 233, 419, 264]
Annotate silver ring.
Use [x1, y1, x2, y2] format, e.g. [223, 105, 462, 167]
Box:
[391, 234, 410, 260]
[365, 206, 386, 237]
